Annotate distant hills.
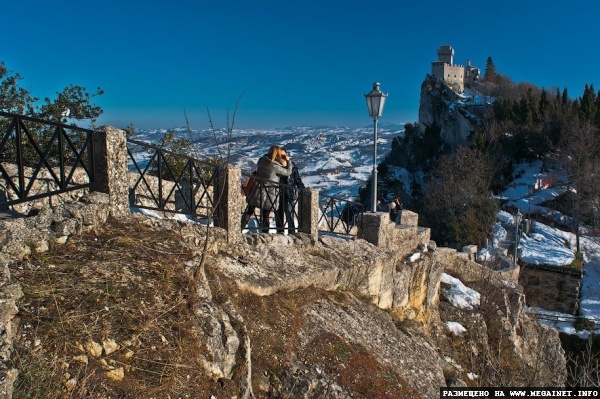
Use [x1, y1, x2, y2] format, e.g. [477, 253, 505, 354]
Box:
[131, 124, 406, 200]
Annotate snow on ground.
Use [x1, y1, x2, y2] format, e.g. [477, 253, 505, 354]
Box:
[446, 321, 467, 337]
[519, 221, 575, 266]
[441, 273, 481, 310]
[131, 207, 211, 225]
[579, 235, 600, 322]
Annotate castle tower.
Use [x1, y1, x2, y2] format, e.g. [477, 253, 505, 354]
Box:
[431, 44, 464, 93]
[437, 45, 454, 65]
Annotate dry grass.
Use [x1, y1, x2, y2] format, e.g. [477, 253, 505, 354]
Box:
[9, 218, 238, 399]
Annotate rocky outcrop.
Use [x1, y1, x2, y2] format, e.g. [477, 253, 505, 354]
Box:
[0, 196, 568, 398]
[0, 192, 110, 259]
[214, 227, 441, 325]
[418, 76, 488, 149]
[280, 296, 445, 399]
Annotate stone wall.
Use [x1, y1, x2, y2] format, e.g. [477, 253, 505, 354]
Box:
[519, 264, 582, 315]
[358, 210, 431, 259]
[436, 247, 521, 286]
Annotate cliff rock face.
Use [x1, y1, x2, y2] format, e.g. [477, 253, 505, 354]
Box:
[0, 199, 567, 398]
[418, 77, 488, 149]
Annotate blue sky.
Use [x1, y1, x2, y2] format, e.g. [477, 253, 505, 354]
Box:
[2, 1, 598, 130]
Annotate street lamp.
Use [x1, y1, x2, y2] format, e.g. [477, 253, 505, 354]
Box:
[513, 209, 522, 268]
[364, 82, 388, 212]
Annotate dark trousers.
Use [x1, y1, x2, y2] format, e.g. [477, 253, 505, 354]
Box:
[242, 206, 272, 233]
[276, 194, 295, 234]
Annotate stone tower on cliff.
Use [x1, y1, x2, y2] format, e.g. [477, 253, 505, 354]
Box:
[431, 45, 465, 93]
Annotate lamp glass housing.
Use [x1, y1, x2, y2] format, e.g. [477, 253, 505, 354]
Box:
[365, 82, 387, 119]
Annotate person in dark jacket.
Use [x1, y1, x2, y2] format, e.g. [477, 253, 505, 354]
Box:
[389, 195, 403, 224]
[241, 145, 292, 232]
[276, 148, 305, 234]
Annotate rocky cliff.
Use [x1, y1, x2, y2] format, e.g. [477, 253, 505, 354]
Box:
[0, 194, 566, 398]
[418, 76, 489, 149]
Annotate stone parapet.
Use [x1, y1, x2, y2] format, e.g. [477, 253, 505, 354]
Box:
[435, 246, 520, 286]
[91, 126, 129, 218]
[298, 188, 319, 242]
[400, 209, 419, 227]
[357, 212, 431, 260]
[213, 164, 242, 243]
[357, 212, 389, 247]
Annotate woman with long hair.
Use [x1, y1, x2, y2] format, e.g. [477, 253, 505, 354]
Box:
[241, 145, 292, 232]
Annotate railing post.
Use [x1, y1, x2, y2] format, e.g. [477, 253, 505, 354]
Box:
[213, 164, 242, 243]
[90, 126, 130, 218]
[299, 188, 319, 241]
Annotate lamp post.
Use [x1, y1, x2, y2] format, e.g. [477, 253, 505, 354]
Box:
[513, 209, 522, 268]
[364, 82, 388, 213]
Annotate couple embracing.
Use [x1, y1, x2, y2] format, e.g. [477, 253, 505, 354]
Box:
[241, 145, 305, 233]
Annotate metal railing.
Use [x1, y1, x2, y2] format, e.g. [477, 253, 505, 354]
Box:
[127, 139, 222, 218]
[318, 194, 364, 236]
[529, 311, 599, 331]
[0, 111, 95, 208]
[240, 174, 365, 236]
[241, 176, 303, 233]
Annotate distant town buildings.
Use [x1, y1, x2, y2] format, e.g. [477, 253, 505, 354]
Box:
[430, 45, 480, 94]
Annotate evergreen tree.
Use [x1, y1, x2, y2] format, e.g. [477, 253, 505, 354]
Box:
[518, 94, 533, 126]
[579, 84, 597, 122]
[493, 98, 516, 121]
[596, 88, 600, 126]
[526, 88, 540, 123]
[484, 56, 497, 83]
[562, 87, 570, 110]
[539, 88, 550, 119]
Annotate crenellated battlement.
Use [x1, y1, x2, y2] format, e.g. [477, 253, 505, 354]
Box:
[430, 45, 479, 94]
